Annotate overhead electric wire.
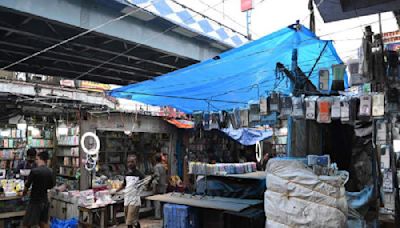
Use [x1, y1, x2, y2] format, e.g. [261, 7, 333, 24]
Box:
[196, 0, 260, 38]
[0, 0, 160, 71]
[73, 0, 227, 80]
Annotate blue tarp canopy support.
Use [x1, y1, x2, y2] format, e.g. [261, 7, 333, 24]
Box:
[110, 24, 346, 114]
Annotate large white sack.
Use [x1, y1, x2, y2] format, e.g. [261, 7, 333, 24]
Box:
[265, 190, 347, 228]
[264, 159, 348, 228]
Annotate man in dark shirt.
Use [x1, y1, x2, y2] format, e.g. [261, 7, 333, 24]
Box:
[23, 151, 55, 228]
[116, 154, 145, 228]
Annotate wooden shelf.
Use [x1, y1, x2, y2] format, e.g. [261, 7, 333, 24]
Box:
[57, 174, 77, 179]
[59, 165, 79, 168]
[0, 210, 25, 219]
[0, 195, 23, 201]
[30, 147, 54, 149]
[57, 154, 79, 157]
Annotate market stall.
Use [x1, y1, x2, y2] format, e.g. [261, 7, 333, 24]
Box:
[110, 22, 400, 227]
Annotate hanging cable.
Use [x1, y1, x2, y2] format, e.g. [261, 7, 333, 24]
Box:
[73, 0, 227, 80]
[0, 0, 161, 71]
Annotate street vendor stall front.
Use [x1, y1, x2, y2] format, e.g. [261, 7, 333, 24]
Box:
[109, 22, 356, 227]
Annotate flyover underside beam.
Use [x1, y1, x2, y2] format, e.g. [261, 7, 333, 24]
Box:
[0, 45, 152, 81]
[0, 24, 178, 72]
[0, 80, 116, 109]
[0, 0, 222, 61]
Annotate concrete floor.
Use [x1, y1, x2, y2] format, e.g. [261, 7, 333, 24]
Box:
[115, 217, 162, 228]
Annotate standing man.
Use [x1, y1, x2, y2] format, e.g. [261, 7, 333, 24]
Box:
[152, 154, 167, 219]
[22, 151, 55, 228]
[117, 154, 145, 228]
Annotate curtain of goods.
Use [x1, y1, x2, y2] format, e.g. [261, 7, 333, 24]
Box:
[110, 24, 346, 113]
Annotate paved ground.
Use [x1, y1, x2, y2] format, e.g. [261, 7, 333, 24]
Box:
[115, 217, 162, 228]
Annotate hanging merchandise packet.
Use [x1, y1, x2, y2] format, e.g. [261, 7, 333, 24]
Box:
[240, 109, 249, 127]
[359, 95, 372, 120]
[331, 96, 341, 119]
[219, 111, 229, 129]
[372, 93, 385, 117]
[349, 97, 360, 122]
[228, 111, 239, 129]
[317, 97, 332, 123]
[210, 112, 220, 130]
[340, 96, 350, 122]
[305, 96, 318, 120]
[193, 112, 203, 129]
[280, 96, 292, 118]
[259, 97, 268, 115]
[234, 108, 242, 128]
[291, 96, 304, 119]
[203, 112, 210, 130]
[249, 103, 260, 124]
[268, 92, 280, 112]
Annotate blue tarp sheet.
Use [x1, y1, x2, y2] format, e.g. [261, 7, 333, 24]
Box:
[221, 127, 273, 146]
[110, 24, 346, 113]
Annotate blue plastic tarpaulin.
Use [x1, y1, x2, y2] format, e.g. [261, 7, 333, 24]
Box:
[221, 127, 273, 146]
[110, 24, 346, 113]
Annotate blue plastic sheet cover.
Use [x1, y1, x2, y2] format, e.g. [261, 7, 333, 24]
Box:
[221, 127, 273, 146]
[110, 24, 346, 113]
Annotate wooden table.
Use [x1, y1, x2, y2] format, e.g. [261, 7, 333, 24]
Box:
[78, 206, 107, 228]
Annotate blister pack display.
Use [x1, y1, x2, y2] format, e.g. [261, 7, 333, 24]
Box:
[291, 96, 304, 119]
[340, 96, 350, 122]
[240, 109, 249, 127]
[260, 97, 268, 115]
[210, 112, 220, 130]
[372, 93, 384, 116]
[317, 97, 332, 123]
[203, 112, 210, 130]
[319, 69, 330, 91]
[359, 95, 372, 118]
[249, 103, 261, 123]
[331, 97, 341, 119]
[305, 96, 318, 120]
[280, 96, 292, 118]
[268, 92, 280, 112]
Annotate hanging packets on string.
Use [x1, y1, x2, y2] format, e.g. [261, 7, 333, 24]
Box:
[280, 96, 292, 119]
[228, 111, 239, 129]
[268, 92, 280, 112]
[210, 112, 220, 130]
[359, 95, 372, 120]
[349, 97, 360, 122]
[249, 103, 260, 126]
[240, 109, 249, 127]
[219, 111, 229, 129]
[340, 96, 350, 123]
[305, 96, 318, 120]
[317, 97, 332, 123]
[203, 112, 210, 130]
[291, 96, 304, 119]
[331, 96, 341, 119]
[259, 97, 268, 115]
[192, 111, 203, 129]
[372, 93, 385, 117]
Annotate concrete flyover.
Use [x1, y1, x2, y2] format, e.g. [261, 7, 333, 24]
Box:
[0, 0, 244, 84]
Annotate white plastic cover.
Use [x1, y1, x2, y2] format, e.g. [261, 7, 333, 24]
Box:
[264, 159, 348, 228]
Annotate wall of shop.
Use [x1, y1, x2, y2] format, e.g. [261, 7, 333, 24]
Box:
[79, 113, 178, 189]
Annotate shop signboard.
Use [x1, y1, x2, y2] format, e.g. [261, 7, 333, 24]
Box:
[78, 81, 111, 92]
[60, 80, 76, 88]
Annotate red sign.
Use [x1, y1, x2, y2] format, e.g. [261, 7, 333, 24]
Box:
[241, 0, 253, 12]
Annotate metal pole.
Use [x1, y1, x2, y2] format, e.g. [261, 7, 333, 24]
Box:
[287, 48, 298, 157]
[246, 10, 252, 40]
